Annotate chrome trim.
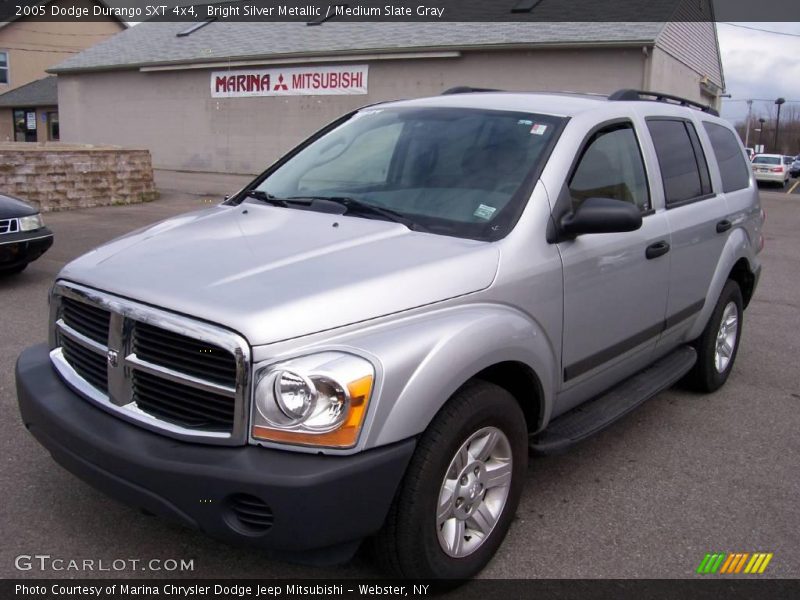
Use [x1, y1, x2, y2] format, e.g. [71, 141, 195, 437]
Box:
[55, 319, 107, 355]
[0, 233, 53, 245]
[51, 348, 230, 441]
[50, 280, 251, 445]
[126, 353, 236, 396]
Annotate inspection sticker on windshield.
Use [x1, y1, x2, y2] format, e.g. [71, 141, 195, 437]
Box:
[474, 204, 497, 220]
[517, 119, 533, 126]
[530, 123, 548, 135]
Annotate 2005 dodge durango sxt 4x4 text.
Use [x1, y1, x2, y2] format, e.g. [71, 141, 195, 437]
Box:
[17, 89, 763, 579]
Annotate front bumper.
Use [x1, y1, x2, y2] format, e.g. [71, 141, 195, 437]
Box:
[16, 344, 415, 562]
[0, 228, 53, 269]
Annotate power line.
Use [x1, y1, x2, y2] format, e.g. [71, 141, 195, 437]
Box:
[719, 22, 800, 37]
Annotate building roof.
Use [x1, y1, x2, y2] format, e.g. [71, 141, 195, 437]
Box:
[0, 0, 129, 32]
[49, 21, 668, 73]
[0, 76, 57, 107]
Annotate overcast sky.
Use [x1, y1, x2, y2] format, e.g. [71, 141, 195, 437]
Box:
[717, 22, 800, 128]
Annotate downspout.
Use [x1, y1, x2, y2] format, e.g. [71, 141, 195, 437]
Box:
[641, 45, 652, 91]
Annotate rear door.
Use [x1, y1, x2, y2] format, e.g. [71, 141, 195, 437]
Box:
[644, 117, 731, 348]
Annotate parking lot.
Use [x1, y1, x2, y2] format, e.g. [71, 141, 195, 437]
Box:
[1, 189, 798, 580]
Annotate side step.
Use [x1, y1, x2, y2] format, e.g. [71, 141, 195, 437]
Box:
[530, 346, 697, 455]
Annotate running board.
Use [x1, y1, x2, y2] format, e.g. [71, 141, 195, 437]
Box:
[530, 346, 697, 455]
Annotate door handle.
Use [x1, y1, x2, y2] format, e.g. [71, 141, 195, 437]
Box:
[645, 240, 670, 260]
[716, 219, 732, 233]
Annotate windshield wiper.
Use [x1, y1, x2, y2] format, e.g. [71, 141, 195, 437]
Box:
[286, 196, 426, 231]
[243, 189, 288, 206]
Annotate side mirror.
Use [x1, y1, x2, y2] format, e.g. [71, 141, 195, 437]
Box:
[560, 197, 643, 236]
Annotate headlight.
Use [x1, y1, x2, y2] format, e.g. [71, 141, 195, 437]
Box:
[252, 352, 374, 448]
[19, 214, 44, 232]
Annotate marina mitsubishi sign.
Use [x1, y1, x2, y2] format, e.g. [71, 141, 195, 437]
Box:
[211, 65, 369, 97]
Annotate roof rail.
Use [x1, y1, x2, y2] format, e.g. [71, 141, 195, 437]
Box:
[609, 89, 719, 117]
[441, 86, 502, 95]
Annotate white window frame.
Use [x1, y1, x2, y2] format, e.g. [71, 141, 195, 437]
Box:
[0, 50, 9, 85]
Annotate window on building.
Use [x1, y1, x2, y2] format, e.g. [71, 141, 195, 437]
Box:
[13, 108, 37, 142]
[569, 123, 651, 213]
[47, 112, 59, 141]
[647, 119, 713, 206]
[0, 51, 8, 84]
[702, 122, 750, 192]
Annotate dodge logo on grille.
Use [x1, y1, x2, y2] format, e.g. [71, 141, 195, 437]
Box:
[106, 349, 118, 368]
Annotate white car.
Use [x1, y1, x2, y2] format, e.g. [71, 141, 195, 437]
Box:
[752, 153, 790, 186]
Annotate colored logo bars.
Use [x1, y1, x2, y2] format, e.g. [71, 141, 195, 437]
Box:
[697, 552, 774, 574]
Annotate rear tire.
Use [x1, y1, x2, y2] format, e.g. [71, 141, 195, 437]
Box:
[684, 279, 744, 393]
[373, 380, 528, 579]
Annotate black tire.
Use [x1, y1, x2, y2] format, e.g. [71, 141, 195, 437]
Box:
[372, 380, 528, 579]
[684, 279, 744, 393]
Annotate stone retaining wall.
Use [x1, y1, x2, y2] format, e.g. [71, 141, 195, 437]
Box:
[0, 144, 157, 211]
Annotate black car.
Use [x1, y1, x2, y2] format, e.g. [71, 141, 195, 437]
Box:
[0, 193, 53, 274]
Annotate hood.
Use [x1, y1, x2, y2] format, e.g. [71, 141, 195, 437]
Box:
[60, 202, 499, 345]
[0, 193, 37, 219]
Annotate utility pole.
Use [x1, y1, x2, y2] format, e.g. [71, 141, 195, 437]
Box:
[744, 99, 753, 147]
[775, 97, 786, 152]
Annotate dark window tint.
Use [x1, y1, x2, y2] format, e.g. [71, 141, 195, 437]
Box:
[703, 122, 750, 192]
[569, 123, 650, 212]
[647, 119, 712, 206]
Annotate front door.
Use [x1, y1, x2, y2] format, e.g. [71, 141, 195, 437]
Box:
[557, 121, 670, 412]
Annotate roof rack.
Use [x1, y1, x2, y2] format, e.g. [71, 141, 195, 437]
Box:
[441, 86, 502, 95]
[609, 89, 719, 117]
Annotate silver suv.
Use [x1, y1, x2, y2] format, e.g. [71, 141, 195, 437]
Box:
[17, 89, 763, 579]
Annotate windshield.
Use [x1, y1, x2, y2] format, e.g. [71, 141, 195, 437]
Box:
[249, 107, 563, 240]
[753, 156, 780, 165]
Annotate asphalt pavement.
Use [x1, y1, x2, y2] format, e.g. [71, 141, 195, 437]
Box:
[1, 190, 798, 580]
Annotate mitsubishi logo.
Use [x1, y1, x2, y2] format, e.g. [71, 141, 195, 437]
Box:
[107, 349, 119, 368]
[274, 74, 288, 91]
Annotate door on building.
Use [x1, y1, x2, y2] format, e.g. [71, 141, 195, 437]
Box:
[13, 108, 37, 142]
[47, 112, 59, 141]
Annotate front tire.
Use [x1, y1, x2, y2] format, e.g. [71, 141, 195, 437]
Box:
[373, 380, 528, 579]
[685, 279, 744, 393]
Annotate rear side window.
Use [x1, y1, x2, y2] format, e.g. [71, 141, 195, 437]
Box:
[647, 119, 713, 207]
[702, 122, 750, 192]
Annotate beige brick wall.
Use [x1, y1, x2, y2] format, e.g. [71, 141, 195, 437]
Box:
[0, 144, 157, 211]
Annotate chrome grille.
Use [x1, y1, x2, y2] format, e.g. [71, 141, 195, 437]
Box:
[0, 218, 19, 235]
[61, 297, 111, 345]
[49, 282, 250, 445]
[133, 370, 235, 431]
[61, 335, 108, 393]
[133, 322, 237, 385]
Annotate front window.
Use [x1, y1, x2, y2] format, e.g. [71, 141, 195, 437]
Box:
[249, 107, 564, 240]
[0, 51, 7, 84]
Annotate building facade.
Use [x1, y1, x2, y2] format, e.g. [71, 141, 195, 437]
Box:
[0, 0, 125, 141]
[51, 17, 725, 185]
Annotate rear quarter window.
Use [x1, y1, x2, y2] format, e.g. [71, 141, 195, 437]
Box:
[702, 122, 750, 193]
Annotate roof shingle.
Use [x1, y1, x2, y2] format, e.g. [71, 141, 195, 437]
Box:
[49, 21, 668, 73]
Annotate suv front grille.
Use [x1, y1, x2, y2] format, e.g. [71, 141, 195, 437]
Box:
[133, 322, 237, 385]
[61, 335, 108, 393]
[61, 297, 111, 345]
[133, 370, 235, 431]
[50, 283, 249, 445]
